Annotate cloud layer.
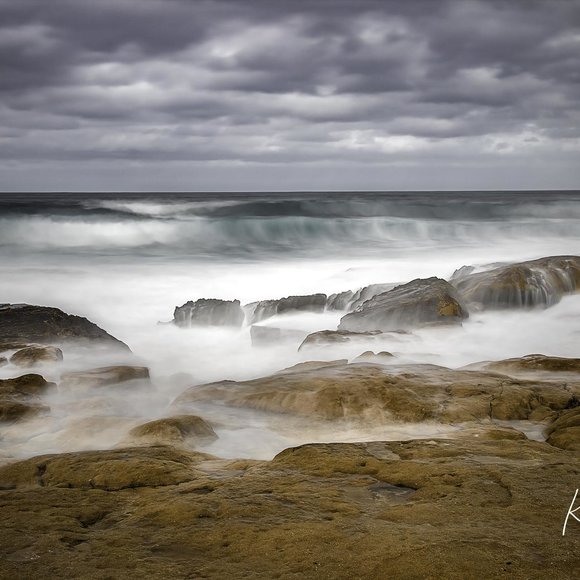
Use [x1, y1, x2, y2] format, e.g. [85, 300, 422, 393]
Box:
[1, 0, 579, 190]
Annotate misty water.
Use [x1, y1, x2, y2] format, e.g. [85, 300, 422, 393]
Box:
[2, 191, 580, 461]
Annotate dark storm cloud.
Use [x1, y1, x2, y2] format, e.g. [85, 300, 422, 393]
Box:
[0, 0, 579, 190]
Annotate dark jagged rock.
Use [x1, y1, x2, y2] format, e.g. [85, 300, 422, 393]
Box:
[453, 255, 580, 309]
[60, 366, 150, 391]
[0, 304, 129, 350]
[125, 415, 218, 448]
[298, 329, 384, 350]
[250, 325, 307, 347]
[339, 277, 468, 332]
[327, 283, 395, 311]
[10, 345, 63, 367]
[173, 299, 244, 327]
[245, 294, 327, 325]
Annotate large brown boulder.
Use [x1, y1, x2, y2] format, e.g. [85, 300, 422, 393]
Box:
[10, 345, 63, 367]
[0, 374, 55, 424]
[174, 361, 578, 424]
[125, 415, 218, 448]
[173, 298, 245, 327]
[0, 304, 129, 350]
[338, 277, 468, 332]
[0, 401, 49, 423]
[452, 255, 580, 309]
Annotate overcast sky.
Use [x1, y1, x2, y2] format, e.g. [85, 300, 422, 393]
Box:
[1, 0, 579, 191]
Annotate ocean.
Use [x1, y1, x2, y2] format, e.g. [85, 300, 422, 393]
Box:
[2, 190, 580, 459]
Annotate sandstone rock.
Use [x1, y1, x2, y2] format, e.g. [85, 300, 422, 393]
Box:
[339, 277, 469, 332]
[1, 439, 577, 578]
[173, 299, 244, 327]
[0, 304, 129, 350]
[545, 407, 580, 451]
[126, 415, 218, 448]
[175, 361, 578, 424]
[0, 446, 213, 491]
[250, 325, 307, 347]
[10, 345, 63, 367]
[245, 294, 327, 324]
[0, 374, 56, 399]
[453, 255, 580, 309]
[352, 351, 394, 363]
[60, 366, 150, 391]
[482, 354, 580, 375]
[298, 329, 384, 350]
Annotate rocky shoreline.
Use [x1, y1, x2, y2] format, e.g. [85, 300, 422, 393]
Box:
[1, 255, 579, 578]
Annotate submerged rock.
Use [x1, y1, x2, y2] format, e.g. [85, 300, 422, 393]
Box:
[339, 277, 469, 332]
[174, 361, 577, 424]
[173, 298, 244, 327]
[60, 365, 150, 391]
[298, 329, 384, 350]
[482, 353, 580, 374]
[245, 294, 327, 324]
[0, 304, 129, 350]
[352, 351, 394, 363]
[250, 325, 307, 347]
[125, 415, 218, 448]
[0, 357, 7, 367]
[10, 345, 63, 367]
[453, 255, 580, 309]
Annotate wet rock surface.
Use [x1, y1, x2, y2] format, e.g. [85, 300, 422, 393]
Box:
[175, 360, 579, 424]
[10, 345, 63, 367]
[59, 366, 151, 391]
[0, 439, 578, 579]
[453, 255, 580, 309]
[0, 374, 55, 424]
[245, 293, 327, 324]
[339, 277, 469, 332]
[0, 304, 129, 350]
[173, 299, 245, 327]
[125, 415, 218, 448]
[299, 329, 384, 350]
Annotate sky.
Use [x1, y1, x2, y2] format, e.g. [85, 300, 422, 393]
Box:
[1, 0, 579, 192]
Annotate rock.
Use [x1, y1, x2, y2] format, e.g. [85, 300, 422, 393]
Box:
[175, 361, 578, 424]
[453, 255, 580, 309]
[59, 366, 150, 391]
[0, 357, 7, 367]
[0, 401, 49, 423]
[173, 298, 244, 327]
[250, 325, 307, 347]
[125, 415, 218, 448]
[245, 294, 327, 324]
[10, 345, 63, 367]
[0, 304, 129, 350]
[353, 351, 394, 363]
[0, 446, 213, 491]
[0, 374, 56, 400]
[545, 407, 580, 451]
[481, 354, 580, 375]
[327, 283, 395, 311]
[339, 277, 469, 332]
[298, 329, 384, 350]
[0, 439, 577, 578]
